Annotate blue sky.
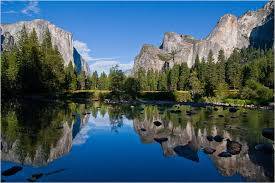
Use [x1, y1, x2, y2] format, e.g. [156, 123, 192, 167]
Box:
[2, 1, 267, 74]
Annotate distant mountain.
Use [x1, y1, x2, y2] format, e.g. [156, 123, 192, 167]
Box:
[1, 19, 90, 74]
[134, 1, 274, 72]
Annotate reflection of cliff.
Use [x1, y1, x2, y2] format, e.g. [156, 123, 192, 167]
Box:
[1, 113, 90, 167]
[133, 116, 272, 182]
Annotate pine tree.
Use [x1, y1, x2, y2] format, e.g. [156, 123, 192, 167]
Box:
[178, 63, 190, 90]
[216, 49, 226, 84]
[158, 71, 168, 91]
[90, 71, 98, 89]
[225, 49, 241, 89]
[204, 50, 217, 96]
[193, 54, 200, 71]
[170, 64, 180, 91]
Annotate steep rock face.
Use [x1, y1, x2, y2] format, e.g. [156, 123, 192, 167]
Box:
[73, 47, 90, 74]
[1, 19, 89, 74]
[134, 1, 274, 72]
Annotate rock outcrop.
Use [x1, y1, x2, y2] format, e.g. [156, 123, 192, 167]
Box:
[133, 1, 274, 72]
[1, 19, 90, 74]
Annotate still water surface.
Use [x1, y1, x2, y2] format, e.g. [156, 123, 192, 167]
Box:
[1, 100, 274, 182]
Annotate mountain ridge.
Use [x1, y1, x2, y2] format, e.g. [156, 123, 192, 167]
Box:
[133, 1, 274, 72]
[1, 19, 90, 74]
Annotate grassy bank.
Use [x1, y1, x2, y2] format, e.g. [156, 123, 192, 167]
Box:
[59, 90, 273, 108]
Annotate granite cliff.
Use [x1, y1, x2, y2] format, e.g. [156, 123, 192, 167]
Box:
[134, 1, 274, 72]
[1, 19, 90, 74]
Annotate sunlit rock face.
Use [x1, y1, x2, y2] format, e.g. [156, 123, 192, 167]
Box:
[133, 115, 272, 182]
[0, 19, 89, 74]
[133, 1, 274, 72]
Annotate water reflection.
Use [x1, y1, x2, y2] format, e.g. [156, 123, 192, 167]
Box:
[1, 101, 274, 181]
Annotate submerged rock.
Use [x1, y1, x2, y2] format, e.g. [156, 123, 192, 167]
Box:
[173, 145, 199, 162]
[207, 135, 214, 141]
[226, 139, 242, 155]
[214, 107, 219, 111]
[213, 135, 224, 142]
[153, 121, 162, 127]
[170, 109, 181, 113]
[218, 114, 224, 117]
[140, 128, 146, 131]
[2, 166, 23, 176]
[203, 147, 216, 154]
[186, 110, 197, 115]
[229, 107, 238, 113]
[255, 143, 274, 153]
[27, 173, 44, 182]
[262, 128, 274, 141]
[218, 151, 232, 157]
[154, 137, 168, 143]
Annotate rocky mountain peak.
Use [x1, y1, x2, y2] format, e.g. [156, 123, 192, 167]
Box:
[133, 1, 274, 72]
[1, 19, 89, 74]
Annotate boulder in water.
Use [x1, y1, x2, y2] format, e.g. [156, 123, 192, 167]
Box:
[153, 121, 162, 127]
[262, 128, 274, 141]
[2, 166, 22, 176]
[218, 114, 224, 117]
[27, 173, 44, 182]
[255, 143, 274, 153]
[214, 107, 219, 111]
[226, 139, 242, 155]
[154, 137, 168, 143]
[218, 151, 232, 157]
[213, 135, 224, 142]
[207, 135, 214, 141]
[203, 147, 216, 154]
[229, 107, 237, 113]
[173, 145, 199, 162]
[140, 128, 146, 132]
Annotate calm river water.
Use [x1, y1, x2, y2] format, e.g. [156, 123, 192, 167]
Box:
[1, 100, 274, 182]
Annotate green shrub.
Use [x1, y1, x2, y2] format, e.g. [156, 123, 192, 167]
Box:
[138, 91, 174, 100]
[173, 91, 192, 102]
[240, 79, 273, 104]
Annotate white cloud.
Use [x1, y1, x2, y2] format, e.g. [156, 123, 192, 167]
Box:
[21, 0, 40, 15]
[89, 60, 133, 74]
[73, 40, 132, 74]
[73, 40, 93, 61]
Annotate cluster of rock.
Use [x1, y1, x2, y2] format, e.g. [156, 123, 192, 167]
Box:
[1, 19, 90, 74]
[133, 113, 273, 181]
[133, 1, 274, 72]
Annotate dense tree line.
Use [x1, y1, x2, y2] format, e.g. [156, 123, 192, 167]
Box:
[135, 47, 274, 102]
[1, 26, 88, 96]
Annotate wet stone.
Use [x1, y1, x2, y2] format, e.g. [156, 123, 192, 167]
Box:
[218, 151, 232, 157]
[255, 143, 274, 153]
[213, 135, 224, 142]
[154, 137, 168, 143]
[226, 139, 242, 155]
[2, 166, 23, 176]
[153, 121, 162, 127]
[203, 147, 216, 154]
[207, 135, 214, 141]
[262, 128, 274, 141]
[229, 107, 238, 113]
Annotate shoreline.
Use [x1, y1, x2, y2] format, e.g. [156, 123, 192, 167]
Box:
[3, 95, 274, 110]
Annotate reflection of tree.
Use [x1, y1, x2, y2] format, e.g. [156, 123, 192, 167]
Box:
[1, 100, 83, 165]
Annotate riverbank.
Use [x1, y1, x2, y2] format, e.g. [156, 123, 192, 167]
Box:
[4, 90, 274, 110]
